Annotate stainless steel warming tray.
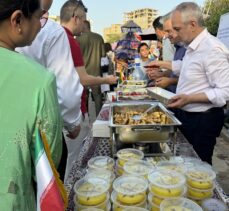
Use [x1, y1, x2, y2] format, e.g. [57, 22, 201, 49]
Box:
[109, 102, 181, 143]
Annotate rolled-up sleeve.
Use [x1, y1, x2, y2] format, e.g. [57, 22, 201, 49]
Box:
[46, 29, 83, 128]
[204, 47, 229, 107]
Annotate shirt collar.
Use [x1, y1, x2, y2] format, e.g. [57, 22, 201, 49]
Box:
[63, 26, 74, 37]
[188, 28, 208, 51]
[162, 35, 168, 40]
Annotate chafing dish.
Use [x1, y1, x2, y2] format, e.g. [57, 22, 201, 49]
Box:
[109, 102, 181, 143]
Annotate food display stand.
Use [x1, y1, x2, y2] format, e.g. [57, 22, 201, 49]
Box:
[65, 93, 229, 211]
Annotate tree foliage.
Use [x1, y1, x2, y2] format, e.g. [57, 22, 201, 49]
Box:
[105, 33, 123, 43]
[204, 0, 229, 35]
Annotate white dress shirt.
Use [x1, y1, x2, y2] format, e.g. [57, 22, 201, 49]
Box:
[17, 19, 83, 129]
[162, 36, 175, 61]
[172, 29, 229, 112]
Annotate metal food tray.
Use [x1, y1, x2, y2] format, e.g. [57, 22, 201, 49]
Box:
[109, 102, 181, 143]
[147, 87, 175, 105]
[117, 95, 153, 101]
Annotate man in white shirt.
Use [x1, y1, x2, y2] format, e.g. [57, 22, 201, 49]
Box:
[168, 2, 229, 164]
[153, 16, 175, 61]
[148, 12, 186, 93]
[17, 0, 83, 179]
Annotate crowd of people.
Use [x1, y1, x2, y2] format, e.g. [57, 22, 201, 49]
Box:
[0, 0, 229, 210]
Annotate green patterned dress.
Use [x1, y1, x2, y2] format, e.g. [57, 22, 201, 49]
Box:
[0, 47, 63, 210]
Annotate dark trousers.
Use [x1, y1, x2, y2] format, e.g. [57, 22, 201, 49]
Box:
[88, 86, 102, 116]
[174, 107, 224, 165]
[57, 134, 68, 181]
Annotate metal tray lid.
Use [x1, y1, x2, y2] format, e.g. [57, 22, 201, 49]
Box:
[147, 87, 175, 105]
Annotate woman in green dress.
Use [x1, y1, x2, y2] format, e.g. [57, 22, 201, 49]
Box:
[0, 0, 62, 210]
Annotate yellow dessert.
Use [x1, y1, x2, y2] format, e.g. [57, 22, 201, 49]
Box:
[187, 188, 213, 199]
[113, 203, 125, 211]
[117, 192, 146, 205]
[151, 185, 182, 197]
[152, 195, 163, 206]
[148, 201, 160, 211]
[77, 181, 107, 206]
[112, 190, 147, 211]
[78, 193, 106, 206]
[113, 205, 123, 211]
[113, 176, 148, 206]
[187, 179, 213, 189]
[150, 206, 160, 211]
[150, 174, 183, 197]
[117, 166, 124, 176]
[187, 171, 213, 189]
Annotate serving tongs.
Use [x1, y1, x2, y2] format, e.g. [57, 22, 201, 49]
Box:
[132, 105, 156, 121]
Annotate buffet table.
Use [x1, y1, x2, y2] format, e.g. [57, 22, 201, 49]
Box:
[65, 103, 229, 211]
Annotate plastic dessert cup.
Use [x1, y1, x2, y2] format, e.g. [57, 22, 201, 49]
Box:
[157, 160, 187, 174]
[75, 192, 110, 211]
[85, 169, 115, 192]
[80, 208, 104, 211]
[111, 191, 147, 211]
[187, 185, 214, 200]
[160, 197, 203, 211]
[113, 176, 148, 205]
[117, 148, 144, 167]
[122, 207, 149, 211]
[201, 198, 228, 211]
[85, 169, 115, 184]
[186, 165, 216, 190]
[74, 177, 109, 206]
[123, 160, 154, 178]
[148, 169, 186, 198]
[88, 156, 115, 171]
[148, 197, 160, 211]
[116, 160, 125, 176]
[148, 187, 187, 206]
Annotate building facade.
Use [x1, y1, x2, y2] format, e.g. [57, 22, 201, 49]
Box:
[123, 8, 158, 30]
[103, 24, 122, 42]
[49, 15, 60, 23]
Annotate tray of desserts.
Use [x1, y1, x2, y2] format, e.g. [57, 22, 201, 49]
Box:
[119, 80, 147, 89]
[117, 88, 153, 101]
